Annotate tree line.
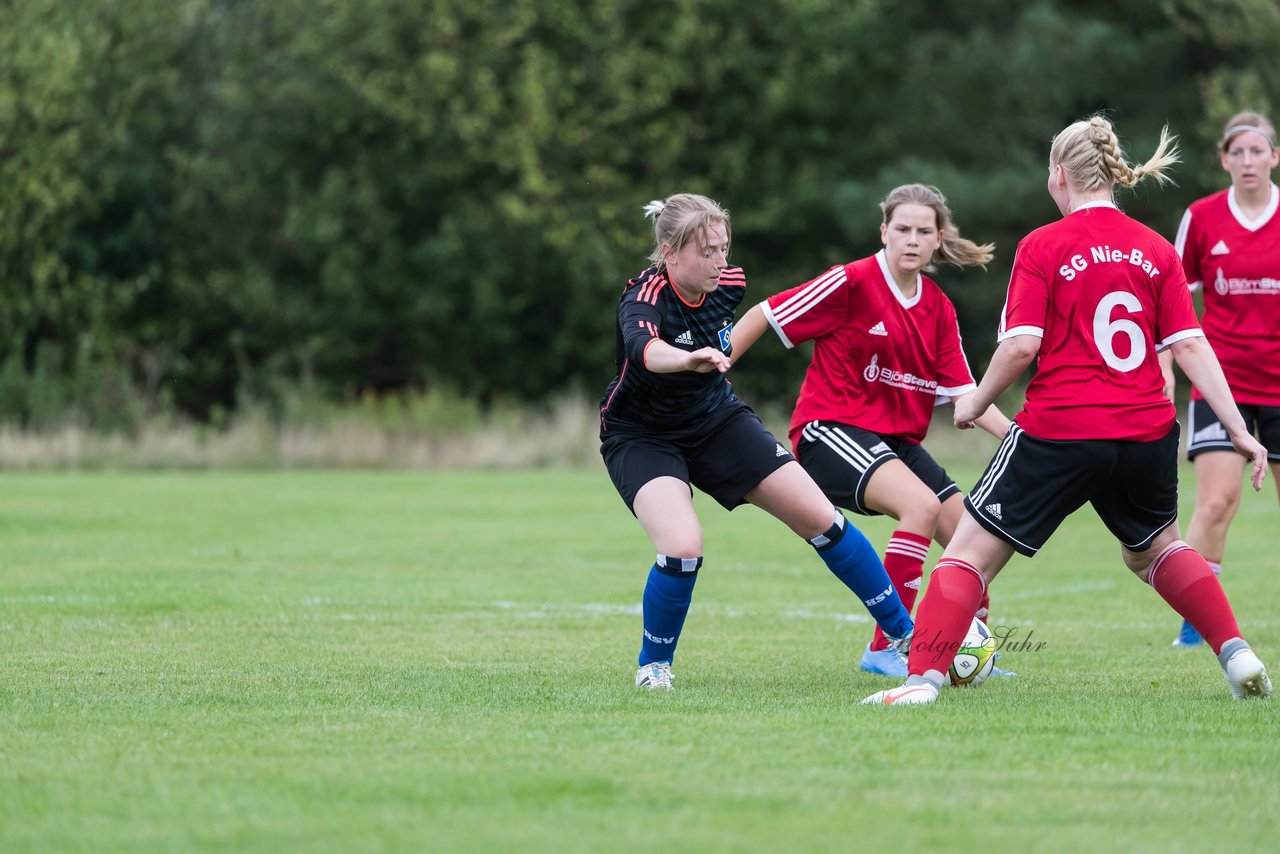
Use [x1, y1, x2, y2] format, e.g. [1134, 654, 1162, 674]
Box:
[0, 0, 1275, 428]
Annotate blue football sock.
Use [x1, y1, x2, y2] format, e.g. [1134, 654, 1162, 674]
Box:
[810, 513, 913, 639]
[638, 555, 701, 666]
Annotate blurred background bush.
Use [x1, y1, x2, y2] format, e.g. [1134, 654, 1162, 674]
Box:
[0, 0, 1274, 460]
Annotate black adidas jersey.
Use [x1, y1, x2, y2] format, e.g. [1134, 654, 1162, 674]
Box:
[599, 265, 747, 438]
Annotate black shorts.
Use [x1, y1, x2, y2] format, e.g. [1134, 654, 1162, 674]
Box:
[964, 422, 1180, 557]
[600, 404, 795, 513]
[795, 421, 959, 516]
[1186, 399, 1280, 462]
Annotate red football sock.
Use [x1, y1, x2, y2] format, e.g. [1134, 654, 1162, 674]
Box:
[907, 559, 985, 680]
[869, 530, 931, 651]
[1147, 541, 1241, 654]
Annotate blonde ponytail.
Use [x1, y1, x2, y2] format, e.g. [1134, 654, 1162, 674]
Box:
[1052, 115, 1179, 192]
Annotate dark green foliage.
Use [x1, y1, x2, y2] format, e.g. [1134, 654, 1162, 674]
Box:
[0, 0, 1274, 425]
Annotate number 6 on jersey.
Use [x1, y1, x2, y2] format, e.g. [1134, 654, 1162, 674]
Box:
[1093, 291, 1145, 372]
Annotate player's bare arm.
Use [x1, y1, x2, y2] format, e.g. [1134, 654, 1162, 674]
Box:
[955, 335, 1040, 428]
[1157, 349, 1176, 402]
[644, 339, 730, 374]
[972, 403, 1013, 438]
[1169, 335, 1268, 490]
[727, 303, 769, 366]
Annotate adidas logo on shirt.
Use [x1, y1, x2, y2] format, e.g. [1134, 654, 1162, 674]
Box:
[985, 503, 1003, 521]
[775, 443, 788, 457]
[1210, 240, 1230, 255]
[674, 330, 694, 346]
[869, 321, 888, 336]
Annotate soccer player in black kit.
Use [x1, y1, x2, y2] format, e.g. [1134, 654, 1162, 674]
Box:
[599, 192, 914, 690]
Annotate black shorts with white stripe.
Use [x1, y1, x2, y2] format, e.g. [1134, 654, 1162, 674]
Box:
[964, 422, 1180, 557]
[601, 402, 794, 513]
[795, 421, 959, 516]
[1186, 398, 1280, 462]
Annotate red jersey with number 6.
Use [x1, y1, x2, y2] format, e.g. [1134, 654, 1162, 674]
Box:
[1174, 184, 1280, 406]
[999, 202, 1202, 441]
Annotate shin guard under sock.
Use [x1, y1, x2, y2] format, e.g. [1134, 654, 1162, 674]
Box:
[810, 513, 912, 640]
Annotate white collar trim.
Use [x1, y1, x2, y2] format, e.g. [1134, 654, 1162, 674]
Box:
[1072, 200, 1118, 212]
[1227, 183, 1279, 232]
[875, 249, 922, 309]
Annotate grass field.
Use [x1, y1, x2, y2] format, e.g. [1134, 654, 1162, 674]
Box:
[2, 467, 1278, 852]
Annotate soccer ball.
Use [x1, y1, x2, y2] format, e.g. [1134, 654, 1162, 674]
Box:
[948, 617, 997, 687]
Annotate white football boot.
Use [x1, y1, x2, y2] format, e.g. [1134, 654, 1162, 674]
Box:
[635, 661, 674, 690]
[1223, 647, 1273, 700]
[861, 680, 939, 706]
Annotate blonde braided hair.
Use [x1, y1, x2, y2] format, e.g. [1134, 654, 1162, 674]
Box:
[1051, 115, 1179, 193]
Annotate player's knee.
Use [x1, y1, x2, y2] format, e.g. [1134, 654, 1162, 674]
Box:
[900, 496, 943, 534]
[806, 508, 852, 549]
[656, 537, 703, 561]
[797, 506, 840, 542]
[1121, 547, 1152, 578]
[1196, 490, 1239, 525]
[1123, 528, 1177, 577]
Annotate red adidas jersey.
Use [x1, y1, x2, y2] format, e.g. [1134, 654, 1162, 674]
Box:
[1174, 184, 1280, 405]
[1000, 202, 1201, 441]
[761, 251, 976, 448]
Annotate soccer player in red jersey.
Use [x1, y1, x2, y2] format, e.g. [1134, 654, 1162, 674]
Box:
[731, 184, 1011, 678]
[600, 193, 914, 690]
[1167, 111, 1280, 648]
[863, 116, 1273, 705]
